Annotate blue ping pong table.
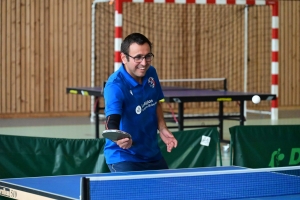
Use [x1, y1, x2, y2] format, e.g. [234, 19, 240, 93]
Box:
[66, 86, 276, 142]
[1, 166, 300, 200]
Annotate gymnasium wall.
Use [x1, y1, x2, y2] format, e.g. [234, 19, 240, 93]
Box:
[0, 0, 299, 118]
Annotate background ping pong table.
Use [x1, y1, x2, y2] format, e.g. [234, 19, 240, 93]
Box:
[66, 85, 276, 142]
[1, 166, 300, 200]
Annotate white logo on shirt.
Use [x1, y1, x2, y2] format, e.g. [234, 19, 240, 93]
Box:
[135, 99, 157, 114]
[136, 106, 142, 114]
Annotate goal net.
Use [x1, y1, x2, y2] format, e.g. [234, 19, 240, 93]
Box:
[91, 0, 273, 117]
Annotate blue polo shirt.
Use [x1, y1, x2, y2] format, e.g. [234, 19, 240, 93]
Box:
[104, 64, 165, 164]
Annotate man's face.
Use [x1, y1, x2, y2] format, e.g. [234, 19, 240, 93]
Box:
[121, 43, 152, 83]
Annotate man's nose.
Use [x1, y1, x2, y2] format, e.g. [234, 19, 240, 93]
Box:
[140, 57, 147, 65]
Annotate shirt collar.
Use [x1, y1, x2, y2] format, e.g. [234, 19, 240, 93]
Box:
[120, 63, 149, 88]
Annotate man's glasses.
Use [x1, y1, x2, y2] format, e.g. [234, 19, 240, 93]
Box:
[124, 53, 154, 63]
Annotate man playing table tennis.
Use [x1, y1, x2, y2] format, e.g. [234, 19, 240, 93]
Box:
[103, 33, 178, 172]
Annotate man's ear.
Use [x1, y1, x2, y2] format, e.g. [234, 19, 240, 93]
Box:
[121, 53, 128, 63]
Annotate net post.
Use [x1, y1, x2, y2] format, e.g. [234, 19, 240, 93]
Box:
[80, 177, 90, 200]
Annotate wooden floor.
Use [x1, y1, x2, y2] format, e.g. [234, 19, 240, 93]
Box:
[0, 109, 299, 166]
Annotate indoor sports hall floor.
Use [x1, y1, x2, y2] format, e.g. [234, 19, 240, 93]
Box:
[0, 109, 299, 166]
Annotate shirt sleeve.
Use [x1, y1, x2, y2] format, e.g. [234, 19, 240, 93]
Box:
[104, 82, 124, 116]
[152, 67, 164, 102]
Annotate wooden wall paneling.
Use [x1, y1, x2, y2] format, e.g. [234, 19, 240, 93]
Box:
[284, 1, 290, 106]
[61, 0, 66, 112]
[77, 0, 83, 111]
[44, 0, 50, 112]
[76, 0, 82, 111]
[20, 0, 26, 113]
[15, 0, 21, 113]
[25, 0, 30, 113]
[151, 4, 162, 80]
[257, 6, 265, 109]
[249, 6, 256, 94]
[29, 0, 35, 113]
[85, 0, 92, 112]
[264, 6, 272, 108]
[173, 4, 179, 79]
[194, 6, 202, 112]
[0, 0, 1, 113]
[81, 0, 86, 111]
[295, 3, 300, 105]
[62, 0, 68, 112]
[160, 4, 168, 80]
[257, 7, 263, 93]
[188, 6, 196, 111]
[179, 5, 185, 79]
[282, 1, 288, 107]
[72, 0, 78, 111]
[0, 0, 300, 118]
[199, 6, 207, 111]
[233, 6, 240, 93]
[34, 0, 40, 113]
[52, 0, 63, 112]
[248, 7, 258, 96]
[39, 0, 45, 112]
[278, 2, 284, 106]
[262, 6, 270, 93]
[288, 2, 295, 106]
[166, 4, 174, 80]
[6, 0, 12, 113]
[191, 5, 197, 79]
[49, 0, 54, 112]
[67, 0, 73, 112]
[227, 6, 235, 110]
[291, 3, 299, 106]
[201, 6, 208, 79]
[194, 6, 200, 80]
[256, 6, 271, 109]
[57, 0, 63, 112]
[1, 1, 4, 113]
[289, 2, 294, 106]
[284, 2, 292, 106]
[49, 0, 55, 112]
[287, 2, 294, 106]
[229, 6, 236, 90]
[0, 0, 6, 113]
[11, 0, 17, 113]
[53, 0, 63, 112]
[286, 1, 294, 106]
[259, 5, 271, 108]
[206, 5, 217, 111]
[53, 0, 58, 112]
[81, 0, 88, 111]
[163, 4, 169, 80]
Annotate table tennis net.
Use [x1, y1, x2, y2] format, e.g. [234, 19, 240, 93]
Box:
[82, 166, 300, 200]
[159, 78, 227, 91]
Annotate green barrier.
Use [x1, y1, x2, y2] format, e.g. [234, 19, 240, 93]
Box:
[0, 128, 220, 179]
[159, 128, 221, 168]
[0, 135, 110, 179]
[230, 125, 300, 168]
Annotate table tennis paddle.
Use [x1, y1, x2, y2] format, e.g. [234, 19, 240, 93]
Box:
[102, 130, 132, 141]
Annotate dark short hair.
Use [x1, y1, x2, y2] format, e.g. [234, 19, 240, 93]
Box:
[121, 33, 152, 55]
